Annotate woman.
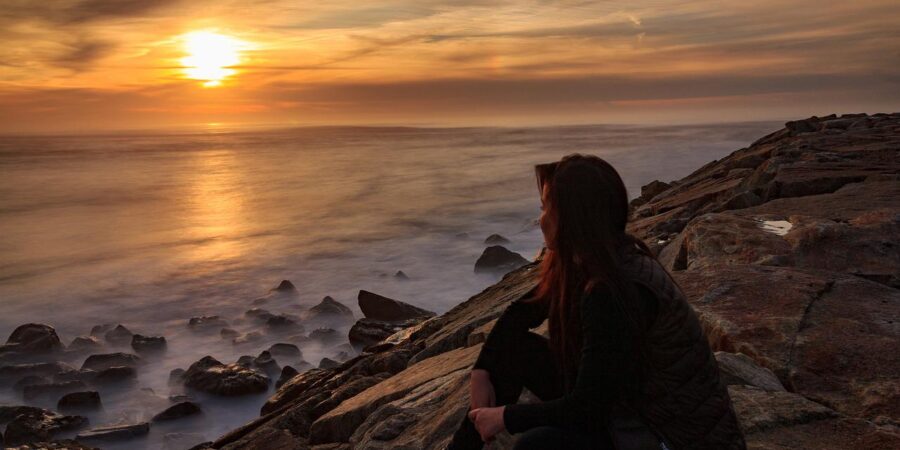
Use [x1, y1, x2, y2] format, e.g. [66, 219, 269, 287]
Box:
[445, 154, 745, 450]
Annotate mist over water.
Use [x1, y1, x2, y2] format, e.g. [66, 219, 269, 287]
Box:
[0, 122, 777, 448]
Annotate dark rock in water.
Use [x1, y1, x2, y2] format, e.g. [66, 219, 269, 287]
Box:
[168, 368, 185, 385]
[1, 323, 63, 355]
[484, 233, 510, 245]
[68, 336, 102, 352]
[309, 327, 341, 344]
[153, 401, 201, 422]
[235, 355, 255, 367]
[76, 422, 150, 442]
[3, 407, 87, 446]
[332, 351, 351, 363]
[0, 405, 46, 423]
[318, 357, 340, 369]
[94, 366, 136, 382]
[272, 279, 297, 293]
[394, 270, 409, 280]
[267, 343, 301, 358]
[58, 391, 102, 411]
[89, 324, 114, 337]
[54, 369, 97, 383]
[81, 352, 140, 371]
[303, 296, 354, 321]
[168, 394, 193, 403]
[266, 314, 301, 330]
[183, 356, 270, 395]
[232, 331, 264, 346]
[245, 308, 274, 322]
[220, 328, 240, 340]
[0, 362, 74, 381]
[131, 335, 166, 354]
[474, 245, 529, 274]
[348, 317, 425, 350]
[187, 316, 229, 331]
[103, 325, 133, 345]
[254, 351, 280, 375]
[13, 375, 49, 391]
[276, 365, 298, 388]
[357, 290, 435, 322]
[23, 380, 87, 400]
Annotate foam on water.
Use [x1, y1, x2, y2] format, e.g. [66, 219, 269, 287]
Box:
[0, 122, 777, 449]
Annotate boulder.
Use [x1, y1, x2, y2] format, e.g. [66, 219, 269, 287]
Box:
[131, 334, 167, 354]
[319, 358, 340, 369]
[716, 352, 785, 391]
[103, 325, 133, 345]
[75, 422, 150, 442]
[267, 343, 302, 359]
[357, 290, 435, 322]
[1, 324, 63, 355]
[348, 318, 425, 350]
[153, 401, 202, 422]
[220, 328, 240, 339]
[276, 366, 299, 389]
[81, 352, 140, 371]
[303, 296, 355, 322]
[266, 314, 302, 331]
[188, 316, 229, 330]
[68, 336, 102, 352]
[484, 234, 510, 245]
[93, 366, 136, 382]
[309, 328, 341, 344]
[394, 270, 409, 280]
[271, 280, 297, 293]
[232, 331, 264, 346]
[474, 245, 529, 274]
[23, 380, 87, 400]
[0, 362, 74, 381]
[3, 408, 87, 447]
[183, 356, 270, 395]
[57, 391, 102, 411]
[254, 351, 280, 375]
[13, 375, 49, 391]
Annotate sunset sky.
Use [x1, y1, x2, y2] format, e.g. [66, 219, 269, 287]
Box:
[1, 0, 898, 132]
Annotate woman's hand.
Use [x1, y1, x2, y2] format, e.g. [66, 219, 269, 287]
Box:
[468, 406, 506, 443]
[470, 369, 496, 410]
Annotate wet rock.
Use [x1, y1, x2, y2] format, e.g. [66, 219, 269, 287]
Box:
[23, 380, 87, 400]
[153, 401, 202, 422]
[235, 355, 255, 367]
[303, 296, 355, 322]
[220, 328, 240, 340]
[309, 327, 341, 344]
[1, 324, 63, 356]
[89, 324, 114, 337]
[254, 351, 280, 375]
[81, 352, 140, 371]
[75, 422, 150, 443]
[276, 366, 299, 388]
[267, 343, 302, 359]
[103, 325, 133, 345]
[245, 308, 274, 322]
[232, 331, 264, 346]
[93, 366, 136, 382]
[272, 279, 297, 293]
[484, 234, 510, 245]
[188, 316, 229, 331]
[318, 358, 340, 369]
[0, 362, 74, 381]
[640, 180, 672, 202]
[169, 368, 186, 385]
[57, 391, 102, 411]
[716, 352, 785, 392]
[53, 369, 97, 383]
[358, 290, 435, 322]
[348, 318, 425, 350]
[183, 356, 270, 395]
[474, 245, 529, 274]
[13, 375, 49, 391]
[3, 408, 87, 447]
[131, 335, 166, 354]
[68, 336, 102, 352]
[266, 314, 302, 330]
[394, 270, 409, 280]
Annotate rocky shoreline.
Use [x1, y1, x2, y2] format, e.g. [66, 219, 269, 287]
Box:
[2, 113, 898, 449]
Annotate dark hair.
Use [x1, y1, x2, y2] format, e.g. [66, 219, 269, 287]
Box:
[529, 153, 653, 390]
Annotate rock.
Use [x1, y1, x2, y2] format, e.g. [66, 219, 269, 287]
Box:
[0, 405, 46, 423]
[0, 362, 74, 381]
[131, 334, 166, 354]
[81, 352, 140, 371]
[57, 391, 102, 411]
[254, 351, 280, 375]
[23, 380, 87, 400]
[75, 422, 150, 442]
[272, 279, 297, 293]
[188, 316, 229, 330]
[232, 331, 264, 346]
[103, 325, 133, 345]
[169, 368, 186, 385]
[153, 401, 202, 422]
[3, 408, 88, 447]
[163, 432, 208, 450]
[357, 290, 435, 322]
[319, 358, 340, 369]
[716, 352, 785, 391]
[309, 328, 341, 344]
[348, 318, 426, 350]
[474, 245, 530, 274]
[728, 385, 836, 434]
[89, 324, 114, 337]
[220, 328, 240, 339]
[394, 270, 409, 280]
[6, 439, 99, 449]
[93, 366, 136, 382]
[53, 369, 97, 383]
[303, 296, 355, 321]
[245, 308, 274, 322]
[266, 314, 302, 330]
[276, 365, 299, 388]
[183, 356, 270, 395]
[68, 336, 102, 352]
[268, 343, 302, 359]
[640, 180, 672, 202]
[1, 324, 63, 355]
[484, 233, 510, 245]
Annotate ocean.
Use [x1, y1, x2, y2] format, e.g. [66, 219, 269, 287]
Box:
[0, 122, 777, 448]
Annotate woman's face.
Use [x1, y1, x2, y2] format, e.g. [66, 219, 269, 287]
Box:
[539, 182, 554, 249]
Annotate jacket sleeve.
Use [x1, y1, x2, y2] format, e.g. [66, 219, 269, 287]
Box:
[501, 285, 633, 434]
[472, 287, 547, 372]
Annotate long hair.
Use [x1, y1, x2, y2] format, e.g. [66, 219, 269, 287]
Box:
[528, 153, 654, 391]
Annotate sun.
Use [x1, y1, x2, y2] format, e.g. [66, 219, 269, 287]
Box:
[180, 31, 245, 87]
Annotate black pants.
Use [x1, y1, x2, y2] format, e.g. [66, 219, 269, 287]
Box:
[447, 331, 614, 450]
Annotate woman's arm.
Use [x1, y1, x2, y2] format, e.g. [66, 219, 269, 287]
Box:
[500, 285, 643, 434]
[472, 287, 547, 372]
